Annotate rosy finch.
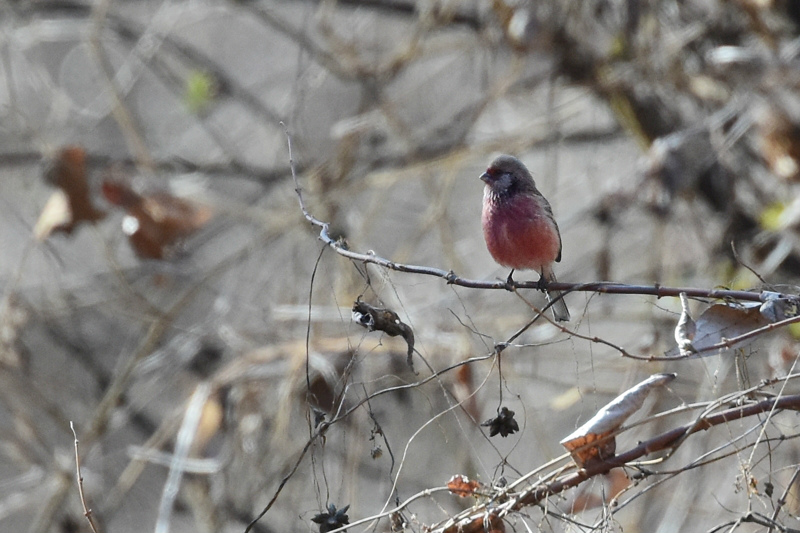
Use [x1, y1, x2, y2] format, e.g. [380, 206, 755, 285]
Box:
[481, 154, 570, 322]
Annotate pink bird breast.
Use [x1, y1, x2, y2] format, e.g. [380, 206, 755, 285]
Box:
[482, 191, 561, 272]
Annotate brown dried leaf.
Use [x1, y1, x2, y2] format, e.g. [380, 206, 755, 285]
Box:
[452, 363, 480, 421]
[447, 474, 481, 497]
[102, 178, 213, 259]
[560, 431, 617, 469]
[560, 373, 676, 467]
[757, 107, 800, 182]
[34, 146, 105, 239]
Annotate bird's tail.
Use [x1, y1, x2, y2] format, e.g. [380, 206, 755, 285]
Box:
[543, 266, 570, 322]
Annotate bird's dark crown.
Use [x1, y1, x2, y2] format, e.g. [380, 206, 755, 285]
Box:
[483, 155, 537, 198]
[487, 155, 533, 177]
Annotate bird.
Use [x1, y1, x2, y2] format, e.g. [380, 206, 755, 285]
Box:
[480, 154, 570, 322]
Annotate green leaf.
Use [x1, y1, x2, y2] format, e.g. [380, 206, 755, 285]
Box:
[760, 202, 786, 231]
[184, 71, 216, 115]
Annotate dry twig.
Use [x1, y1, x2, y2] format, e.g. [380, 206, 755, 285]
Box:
[70, 422, 100, 533]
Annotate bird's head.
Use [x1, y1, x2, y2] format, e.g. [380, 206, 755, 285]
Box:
[480, 154, 536, 199]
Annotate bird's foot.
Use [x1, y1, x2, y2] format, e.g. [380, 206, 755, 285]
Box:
[504, 271, 516, 292]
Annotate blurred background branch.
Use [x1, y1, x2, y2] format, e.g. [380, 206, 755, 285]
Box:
[2, 1, 800, 532]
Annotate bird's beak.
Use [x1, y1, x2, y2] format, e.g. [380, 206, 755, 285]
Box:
[480, 172, 490, 183]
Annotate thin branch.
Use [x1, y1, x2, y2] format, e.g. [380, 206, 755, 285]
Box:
[282, 126, 796, 305]
[70, 422, 100, 533]
[0, 149, 288, 187]
[240, 346, 497, 532]
[693, 313, 800, 356]
[731, 240, 769, 287]
[282, 123, 800, 366]
[430, 394, 800, 533]
[244, 421, 330, 533]
[155, 383, 212, 533]
[769, 465, 800, 532]
[88, 0, 154, 171]
[32, 242, 256, 533]
[321, 486, 452, 533]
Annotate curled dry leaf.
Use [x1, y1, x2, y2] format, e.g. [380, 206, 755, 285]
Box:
[665, 295, 798, 358]
[447, 474, 481, 498]
[102, 178, 213, 259]
[34, 146, 105, 240]
[674, 292, 697, 356]
[352, 299, 415, 371]
[560, 373, 676, 467]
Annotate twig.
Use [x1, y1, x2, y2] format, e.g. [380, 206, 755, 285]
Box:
[281, 126, 795, 305]
[693, 314, 800, 356]
[769, 465, 800, 532]
[431, 393, 800, 533]
[155, 383, 212, 533]
[70, 422, 100, 533]
[241, 347, 497, 532]
[31, 300, 179, 533]
[282, 124, 800, 364]
[731, 240, 769, 286]
[32, 242, 255, 533]
[277, 125, 800, 531]
[0, 149, 288, 186]
[88, 0, 154, 171]
[319, 486, 452, 533]
[628, 312, 800, 362]
[245, 421, 331, 533]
